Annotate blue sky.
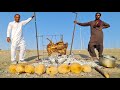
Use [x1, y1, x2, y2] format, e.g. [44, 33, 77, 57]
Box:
[0, 12, 120, 50]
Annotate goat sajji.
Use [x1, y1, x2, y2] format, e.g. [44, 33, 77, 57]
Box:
[47, 38, 68, 56]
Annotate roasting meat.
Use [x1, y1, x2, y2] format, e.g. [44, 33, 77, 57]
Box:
[47, 38, 68, 56]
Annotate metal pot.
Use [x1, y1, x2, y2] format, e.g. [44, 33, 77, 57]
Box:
[99, 55, 117, 68]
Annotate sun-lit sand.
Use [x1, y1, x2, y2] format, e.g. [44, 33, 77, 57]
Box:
[0, 49, 120, 78]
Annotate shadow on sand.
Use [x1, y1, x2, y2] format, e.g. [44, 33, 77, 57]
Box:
[25, 56, 38, 61]
[73, 53, 90, 58]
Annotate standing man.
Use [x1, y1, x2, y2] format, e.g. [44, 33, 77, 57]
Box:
[74, 12, 110, 60]
[7, 14, 35, 64]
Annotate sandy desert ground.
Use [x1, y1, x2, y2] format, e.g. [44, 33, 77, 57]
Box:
[0, 49, 120, 78]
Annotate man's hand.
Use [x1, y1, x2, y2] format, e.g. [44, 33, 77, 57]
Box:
[99, 26, 103, 31]
[74, 21, 78, 24]
[7, 37, 11, 43]
[32, 15, 35, 18]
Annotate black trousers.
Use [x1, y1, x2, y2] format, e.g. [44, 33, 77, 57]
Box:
[88, 43, 103, 57]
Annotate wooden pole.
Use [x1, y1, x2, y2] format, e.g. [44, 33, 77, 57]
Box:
[34, 12, 40, 60]
[94, 67, 110, 78]
[70, 12, 78, 55]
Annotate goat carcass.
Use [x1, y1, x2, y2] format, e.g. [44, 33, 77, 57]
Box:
[47, 38, 68, 56]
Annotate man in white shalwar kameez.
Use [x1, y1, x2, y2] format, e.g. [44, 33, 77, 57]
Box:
[7, 14, 34, 64]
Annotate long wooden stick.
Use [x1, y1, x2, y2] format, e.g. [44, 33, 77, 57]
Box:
[70, 12, 78, 55]
[94, 67, 110, 78]
[34, 12, 40, 60]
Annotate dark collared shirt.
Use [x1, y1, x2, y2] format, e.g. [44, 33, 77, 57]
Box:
[78, 20, 110, 45]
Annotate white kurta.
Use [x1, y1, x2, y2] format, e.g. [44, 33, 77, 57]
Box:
[7, 17, 33, 61]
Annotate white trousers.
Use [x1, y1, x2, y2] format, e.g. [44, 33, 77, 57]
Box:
[11, 40, 26, 62]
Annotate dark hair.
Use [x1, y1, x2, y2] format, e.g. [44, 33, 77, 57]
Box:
[14, 14, 20, 17]
[95, 12, 101, 16]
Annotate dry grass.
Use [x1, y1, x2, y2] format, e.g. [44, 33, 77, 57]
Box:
[0, 49, 120, 78]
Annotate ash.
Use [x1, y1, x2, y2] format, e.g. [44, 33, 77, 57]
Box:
[31, 54, 103, 68]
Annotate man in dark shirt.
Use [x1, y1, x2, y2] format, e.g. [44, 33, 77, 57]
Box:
[74, 12, 110, 60]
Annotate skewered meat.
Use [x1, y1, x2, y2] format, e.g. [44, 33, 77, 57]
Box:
[47, 38, 68, 56]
